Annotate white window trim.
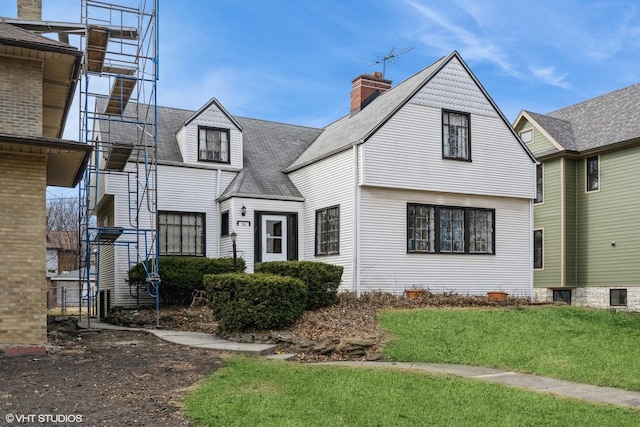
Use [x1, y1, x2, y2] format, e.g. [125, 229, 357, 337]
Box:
[520, 129, 533, 144]
[535, 163, 544, 205]
[585, 155, 601, 194]
[533, 227, 544, 271]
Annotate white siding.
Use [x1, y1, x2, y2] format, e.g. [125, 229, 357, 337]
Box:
[411, 57, 498, 117]
[363, 58, 535, 200]
[98, 245, 115, 307]
[222, 198, 305, 272]
[103, 162, 237, 306]
[359, 186, 533, 297]
[289, 150, 355, 290]
[179, 103, 243, 168]
[176, 127, 185, 160]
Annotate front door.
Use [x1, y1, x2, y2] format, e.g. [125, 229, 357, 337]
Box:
[261, 215, 287, 262]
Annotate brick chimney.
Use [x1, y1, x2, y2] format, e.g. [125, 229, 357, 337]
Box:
[350, 71, 392, 113]
[17, 0, 42, 20]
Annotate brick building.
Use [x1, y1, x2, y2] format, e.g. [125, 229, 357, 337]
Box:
[0, 11, 91, 354]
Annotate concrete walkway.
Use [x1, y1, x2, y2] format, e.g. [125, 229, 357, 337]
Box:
[78, 319, 640, 410]
[318, 361, 640, 410]
[77, 319, 278, 356]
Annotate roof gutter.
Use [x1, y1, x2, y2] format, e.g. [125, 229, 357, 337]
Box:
[59, 50, 83, 139]
[216, 192, 305, 204]
[283, 138, 366, 174]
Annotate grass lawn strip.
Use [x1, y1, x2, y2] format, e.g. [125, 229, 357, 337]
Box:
[185, 357, 640, 427]
[380, 306, 640, 391]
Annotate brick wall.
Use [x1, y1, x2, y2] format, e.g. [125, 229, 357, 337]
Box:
[0, 57, 42, 137]
[17, 0, 42, 21]
[0, 153, 48, 345]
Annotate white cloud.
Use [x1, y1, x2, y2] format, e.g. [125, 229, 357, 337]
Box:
[530, 66, 571, 90]
[403, 0, 521, 78]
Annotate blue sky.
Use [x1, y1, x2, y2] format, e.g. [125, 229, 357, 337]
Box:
[2, 0, 639, 198]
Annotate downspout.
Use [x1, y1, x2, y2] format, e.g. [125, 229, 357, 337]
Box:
[529, 197, 534, 297]
[216, 169, 221, 257]
[560, 158, 566, 287]
[353, 143, 363, 297]
[352, 145, 357, 294]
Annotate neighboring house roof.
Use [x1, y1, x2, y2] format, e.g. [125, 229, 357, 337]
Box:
[0, 21, 76, 52]
[523, 111, 578, 152]
[46, 231, 78, 251]
[548, 82, 640, 151]
[0, 133, 91, 186]
[0, 22, 90, 187]
[0, 21, 82, 140]
[521, 82, 640, 154]
[51, 267, 96, 282]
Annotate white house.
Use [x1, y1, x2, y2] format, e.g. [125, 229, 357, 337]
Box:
[93, 51, 537, 306]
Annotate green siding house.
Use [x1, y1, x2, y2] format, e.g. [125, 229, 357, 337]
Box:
[514, 83, 640, 310]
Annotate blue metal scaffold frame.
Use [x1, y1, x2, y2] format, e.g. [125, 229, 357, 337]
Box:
[78, 0, 160, 326]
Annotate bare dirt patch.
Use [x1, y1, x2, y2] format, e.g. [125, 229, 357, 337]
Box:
[1, 330, 222, 426]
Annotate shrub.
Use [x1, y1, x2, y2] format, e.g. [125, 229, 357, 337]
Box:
[205, 273, 307, 332]
[129, 256, 246, 305]
[255, 261, 343, 310]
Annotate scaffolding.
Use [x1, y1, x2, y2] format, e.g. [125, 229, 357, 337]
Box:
[78, 0, 159, 324]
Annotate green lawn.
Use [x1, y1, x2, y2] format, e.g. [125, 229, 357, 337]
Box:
[185, 357, 640, 427]
[380, 305, 640, 391]
[185, 305, 640, 426]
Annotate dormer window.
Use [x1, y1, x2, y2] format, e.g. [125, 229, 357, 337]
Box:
[198, 127, 229, 163]
[520, 129, 533, 143]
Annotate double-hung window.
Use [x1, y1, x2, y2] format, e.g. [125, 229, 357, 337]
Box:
[468, 209, 494, 254]
[586, 156, 599, 192]
[407, 204, 494, 254]
[315, 206, 339, 256]
[533, 229, 543, 269]
[439, 208, 465, 253]
[535, 164, 543, 203]
[220, 211, 229, 237]
[158, 212, 205, 256]
[407, 205, 435, 252]
[442, 110, 470, 160]
[198, 127, 229, 163]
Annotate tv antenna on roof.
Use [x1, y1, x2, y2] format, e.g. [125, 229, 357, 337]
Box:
[370, 46, 415, 78]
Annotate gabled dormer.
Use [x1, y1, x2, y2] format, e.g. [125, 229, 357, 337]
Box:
[176, 98, 243, 170]
[513, 111, 576, 159]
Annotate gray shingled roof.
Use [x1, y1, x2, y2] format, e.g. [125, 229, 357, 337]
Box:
[531, 82, 640, 152]
[96, 50, 533, 200]
[220, 117, 323, 200]
[95, 99, 322, 200]
[0, 21, 78, 53]
[95, 98, 187, 163]
[285, 55, 448, 172]
[524, 110, 578, 151]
